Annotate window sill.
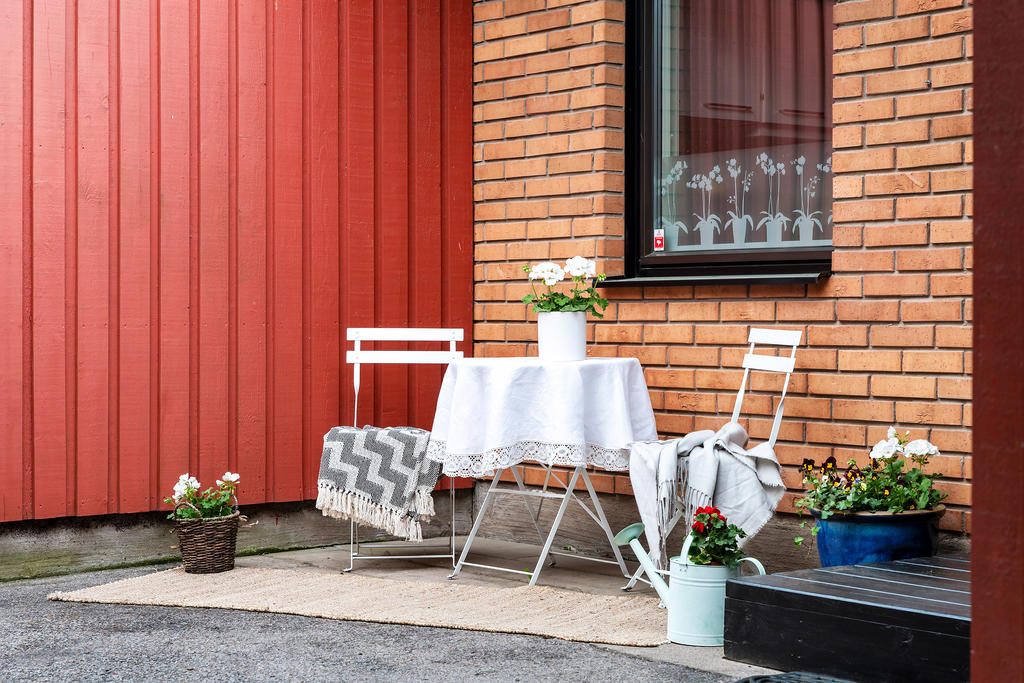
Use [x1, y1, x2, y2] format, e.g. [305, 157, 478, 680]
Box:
[601, 269, 831, 288]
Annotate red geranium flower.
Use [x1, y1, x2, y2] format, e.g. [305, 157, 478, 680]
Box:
[692, 521, 705, 533]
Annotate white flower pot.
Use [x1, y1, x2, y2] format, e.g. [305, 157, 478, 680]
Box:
[537, 311, 586, 361]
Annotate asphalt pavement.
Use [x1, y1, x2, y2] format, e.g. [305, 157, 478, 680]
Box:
[1, 565, 733, 683]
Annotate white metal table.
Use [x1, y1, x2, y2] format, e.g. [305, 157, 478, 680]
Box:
[426, 356, 657, 586]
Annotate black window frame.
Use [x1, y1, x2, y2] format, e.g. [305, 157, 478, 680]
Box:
[611, 1, 833, 287]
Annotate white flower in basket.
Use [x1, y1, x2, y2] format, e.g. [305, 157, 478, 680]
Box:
[165, 471, 247, 574]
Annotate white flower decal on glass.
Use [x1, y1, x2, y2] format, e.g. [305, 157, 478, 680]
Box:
[757, 154, 790, 244]
[725, 158, 754, 245]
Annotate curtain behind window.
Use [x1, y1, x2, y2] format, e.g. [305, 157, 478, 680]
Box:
[657, 0, 832, 253]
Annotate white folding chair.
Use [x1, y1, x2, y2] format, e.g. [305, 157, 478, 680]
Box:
[622, 326, 802, 590]
[343, 327, 463, 570]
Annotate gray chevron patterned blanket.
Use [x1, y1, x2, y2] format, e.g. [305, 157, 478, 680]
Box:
[316, 426, 442, 542]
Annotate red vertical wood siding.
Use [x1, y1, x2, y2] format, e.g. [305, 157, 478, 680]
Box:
[0, 0, 473, 522]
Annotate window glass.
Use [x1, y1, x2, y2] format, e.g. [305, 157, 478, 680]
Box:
[653, 0, 832, 256]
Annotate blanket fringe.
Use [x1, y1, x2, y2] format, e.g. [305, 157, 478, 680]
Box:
[316, 485, 424, 542]
[413, 488, 436, 519]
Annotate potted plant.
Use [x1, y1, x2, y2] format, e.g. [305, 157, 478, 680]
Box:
[795, 427, 947, 567]
[521, 256, 607, 361]
[615, 508, 765, 646]
[674, 507, 765, 645]
[165, 472, 244, 574]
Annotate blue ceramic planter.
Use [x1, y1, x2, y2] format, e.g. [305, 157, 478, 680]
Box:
[812, 505, 945, 567]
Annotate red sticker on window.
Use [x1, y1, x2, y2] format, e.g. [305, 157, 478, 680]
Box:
[654, 228, 665, 251]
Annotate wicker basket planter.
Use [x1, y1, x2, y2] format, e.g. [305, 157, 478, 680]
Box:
[173, 501, 241, 574]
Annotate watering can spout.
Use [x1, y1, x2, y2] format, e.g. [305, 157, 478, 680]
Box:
[613, 522, 670, 603]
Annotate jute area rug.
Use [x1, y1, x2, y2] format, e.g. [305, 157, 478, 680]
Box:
[49, 567, 666, 647]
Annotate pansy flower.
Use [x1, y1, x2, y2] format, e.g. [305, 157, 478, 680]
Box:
[801, 458, 815, 474]
[823, 456, 837, 472]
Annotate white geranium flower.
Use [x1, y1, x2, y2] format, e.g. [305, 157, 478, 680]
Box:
[528, 261, 566, 286]
[887, 426, 898, 440]
[176, 474, 200, 488]
[217, 472, 240, 487]
[904, 439, 939, 458]
[564, 256, 596, 279]
[171, 473, 200, 502]
[870, 438, 901, 461]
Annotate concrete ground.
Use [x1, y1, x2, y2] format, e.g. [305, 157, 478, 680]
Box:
[2, 537, 777, 682]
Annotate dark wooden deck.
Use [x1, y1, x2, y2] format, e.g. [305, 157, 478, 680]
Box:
[724, 555, 970, 683]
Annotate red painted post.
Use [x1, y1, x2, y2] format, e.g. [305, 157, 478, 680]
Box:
[973, 3, 1024, 679]
[0, 0, 26, 522]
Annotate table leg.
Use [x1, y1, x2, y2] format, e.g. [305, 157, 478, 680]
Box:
[448, 467, 503, 580]
[510, 465, 549, 547]
[580, 469, 632, 580]
[528, 465, 582, 587]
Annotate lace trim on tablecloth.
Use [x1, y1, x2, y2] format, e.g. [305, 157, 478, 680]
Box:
[426, 439, 629, 478]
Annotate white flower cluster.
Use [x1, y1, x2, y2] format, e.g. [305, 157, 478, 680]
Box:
[527, 261, 565, 286]
[527, 256, 597, 286]
[216, 472, 240, 487]
[869, 426, 940, 461]
[904, 439, 940, 459]
[172, 474, 200, 502]
[791, 155, 807, 176]
[686, 165, 723, 191]
[564, 255, 597, 279]
[659, 160, 687, 195]
[756, 152, 786, 177]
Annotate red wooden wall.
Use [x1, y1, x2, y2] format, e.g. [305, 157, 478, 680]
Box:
[0, 0, 473, 522]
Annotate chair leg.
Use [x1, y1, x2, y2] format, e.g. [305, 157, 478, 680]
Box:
[344, 518, 356, 573]
[621, 563, 647, 591]
[621, 505, 683, 590]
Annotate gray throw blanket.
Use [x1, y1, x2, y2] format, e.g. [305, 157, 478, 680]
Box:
[316, 426, 441, 542]
[629, 422, 785, 567]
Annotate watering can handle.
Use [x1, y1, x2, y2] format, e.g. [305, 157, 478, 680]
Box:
[737, 556, 766, 576]
[680, 534, 695, 564]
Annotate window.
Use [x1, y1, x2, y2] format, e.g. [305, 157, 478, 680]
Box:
[618, 1, 833, 285]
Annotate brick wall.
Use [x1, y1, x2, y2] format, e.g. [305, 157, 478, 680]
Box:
[472, 0, 973, 532]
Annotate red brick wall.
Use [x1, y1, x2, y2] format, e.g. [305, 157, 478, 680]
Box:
[472, 0, 973, 532]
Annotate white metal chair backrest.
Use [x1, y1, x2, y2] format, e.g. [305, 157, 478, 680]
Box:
[729, 328, 802, 451]
[346, 328, 464, 427]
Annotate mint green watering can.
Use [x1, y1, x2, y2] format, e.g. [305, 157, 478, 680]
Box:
[614, 522, 765, 646]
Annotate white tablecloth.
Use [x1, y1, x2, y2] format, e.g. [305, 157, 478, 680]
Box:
[427, 357, 658, 477]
